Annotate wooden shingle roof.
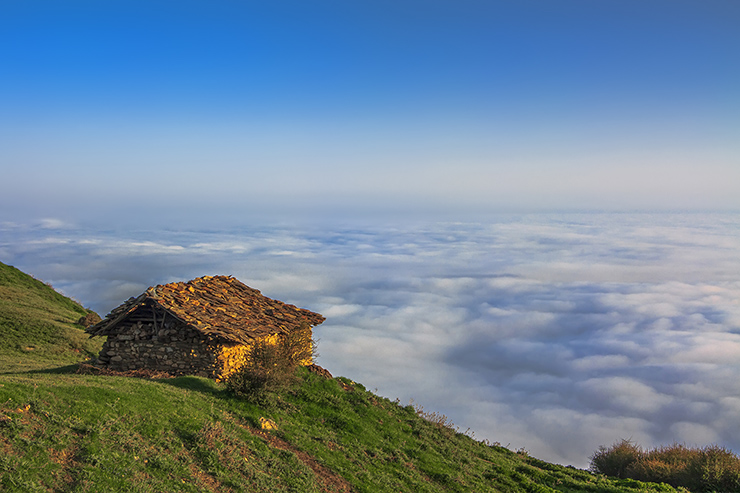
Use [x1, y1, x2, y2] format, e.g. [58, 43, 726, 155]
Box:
[87, 276, 325, 345]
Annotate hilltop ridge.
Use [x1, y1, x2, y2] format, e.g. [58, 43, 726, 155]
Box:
[0, 261, 101, 370]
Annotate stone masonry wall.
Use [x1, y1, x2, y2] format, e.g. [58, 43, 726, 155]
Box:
[96, 319, 222, 377]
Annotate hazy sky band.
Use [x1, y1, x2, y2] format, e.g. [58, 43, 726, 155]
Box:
[1, 1, 738, 212]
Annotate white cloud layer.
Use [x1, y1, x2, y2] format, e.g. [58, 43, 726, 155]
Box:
[2, 212, 739, 468]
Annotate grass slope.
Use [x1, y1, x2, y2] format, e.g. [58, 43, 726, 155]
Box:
[0, 370, 678, 493]
[0, 261, 102, 370]
[0, 263, 679, 492]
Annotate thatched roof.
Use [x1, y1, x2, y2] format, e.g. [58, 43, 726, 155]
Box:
[87, 275, 325, 345]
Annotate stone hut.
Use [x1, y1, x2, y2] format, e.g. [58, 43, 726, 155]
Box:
[86, 275, 325, 379]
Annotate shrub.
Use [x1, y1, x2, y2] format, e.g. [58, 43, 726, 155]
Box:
[280, 322, 317, 366]
[591, 441, 740, 492]
[413, 403, 457, 437]
[691, 445, 740, 492]
[225, 323, 317, 404]
[225, 339, 296, 403]
[627, 444, 699, 488]
[590, 439, 642, 479]
[627, 458, 676, 485]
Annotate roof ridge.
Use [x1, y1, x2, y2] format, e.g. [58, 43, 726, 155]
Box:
[87, 275, 325, 345]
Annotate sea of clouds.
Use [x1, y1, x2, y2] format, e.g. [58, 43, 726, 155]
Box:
[2, 212, 739, 468]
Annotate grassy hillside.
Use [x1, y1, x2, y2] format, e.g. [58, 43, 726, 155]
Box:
[0, 261, 102, 371]
[1, 369, 678, 493]
[0, 263, 679, 492]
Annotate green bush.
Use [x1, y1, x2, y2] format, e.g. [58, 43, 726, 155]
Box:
[627, 444, 698, 488]
[691, 445, 740, 492]
[224, 339, 297, 403]
[225, 323, 317, 404]
[280, 321, 317, 366]
[591, 441, 740, 492]
[590, 439, 642, 479]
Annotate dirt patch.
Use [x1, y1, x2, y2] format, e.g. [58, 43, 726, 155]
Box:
[76, 362, 333, 382]
[305, 364, 333, 379]
[219, 410, 351, 491]
[0, 433, 14, 457]
[187, 462, 226, 493]
[48, 446, 81, 489]
[76, 363, 174, 379]
[338, 381, 355, 392]
[49, 445, 78, 468]
[252, 428, 355, 493]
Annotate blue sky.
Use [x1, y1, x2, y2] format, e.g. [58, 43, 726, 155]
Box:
[1, 0, 738, 218]
[2, 3, 740, 467]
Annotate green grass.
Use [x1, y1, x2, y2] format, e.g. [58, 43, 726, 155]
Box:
[0, 261, 681, 492]
[0, 369, 680, 493]
[0, 371, 322, 492]
[0, 261, 102, 371]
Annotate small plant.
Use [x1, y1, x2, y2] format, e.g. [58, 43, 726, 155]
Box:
[280, 321, 317, 366]
[590, 439, 642, 479]
[412, 402, 457, 436]
[224, 323, 317, 404]
[224, 340, 296, 403]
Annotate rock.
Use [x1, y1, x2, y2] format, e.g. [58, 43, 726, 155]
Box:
[259, 417, 277, 430]
[306, 363, 333, 379]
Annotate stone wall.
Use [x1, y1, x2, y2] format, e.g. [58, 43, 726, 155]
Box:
[96, 319, 222, 377]
[94, 316, 313, 380]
